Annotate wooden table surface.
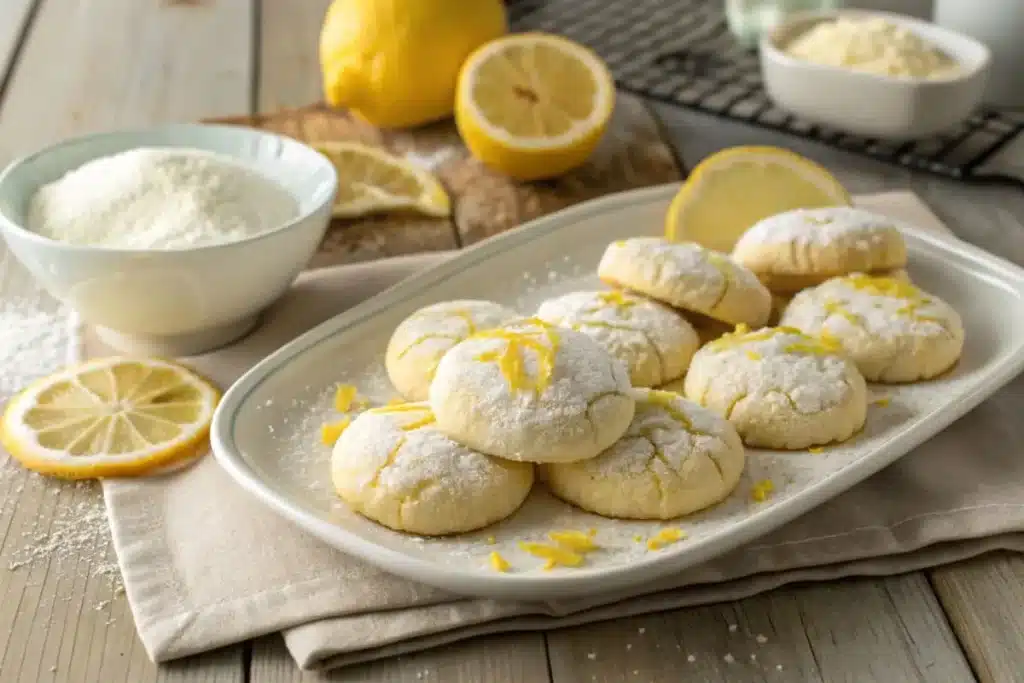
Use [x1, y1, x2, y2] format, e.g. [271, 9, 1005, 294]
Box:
[2, 1, 1024, 681]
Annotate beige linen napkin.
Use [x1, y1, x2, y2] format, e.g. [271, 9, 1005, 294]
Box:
[95, 191, 1024, 670]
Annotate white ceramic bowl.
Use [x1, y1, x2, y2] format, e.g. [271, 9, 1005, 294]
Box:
[0, 124, 337, 355]
[760, 9, 991, 140]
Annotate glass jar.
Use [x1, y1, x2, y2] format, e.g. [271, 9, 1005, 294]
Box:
[725, 0, 841, 49]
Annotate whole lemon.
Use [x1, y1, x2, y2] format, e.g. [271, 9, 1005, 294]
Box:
[319, 0, 507, 129]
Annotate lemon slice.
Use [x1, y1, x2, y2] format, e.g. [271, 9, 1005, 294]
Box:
[1, 357, 220, 479]
[312, 141, 451, 219]
[455, 32, 615, 181]
[665, 146, 851, 253]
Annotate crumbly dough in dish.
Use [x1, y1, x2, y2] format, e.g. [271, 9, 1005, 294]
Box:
[331, 403, 534, 535]
[541, 389, 745, 519]
[385, 300, 520, 401]
[429, 318, 635, 463]
[536, 289, 699, 387]
[780, 274, 965, 383]
[732, 207, 908, 293]
[683, 325, 867, 449]
[597, 237, 771, 328]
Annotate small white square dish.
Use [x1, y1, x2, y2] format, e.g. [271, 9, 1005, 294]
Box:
[211, 184, 1024, 601]
[760, 9, 990, 140]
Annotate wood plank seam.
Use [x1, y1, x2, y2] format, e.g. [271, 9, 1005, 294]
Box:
[0, 0, 44, 105]
[642, 98, 689, 180]
[249, 0, 261, 117]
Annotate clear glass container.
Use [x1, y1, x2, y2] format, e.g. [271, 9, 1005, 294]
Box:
[725, 0, 841, 49]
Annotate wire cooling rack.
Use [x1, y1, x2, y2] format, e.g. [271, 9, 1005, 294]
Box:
[508, 0, 1024, 187]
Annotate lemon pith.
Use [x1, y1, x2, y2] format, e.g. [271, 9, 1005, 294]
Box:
[312, 141, 451, 219]
[455, 32, 615, 181]
[0, 357, 220, 479]
[665, 146, 851, 253]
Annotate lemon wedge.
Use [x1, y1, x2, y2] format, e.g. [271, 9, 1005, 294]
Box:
[665, 146, 851, 253]
[1, 357, 220, 479]
[455, 32, 615, 181]
[312, 141, 451, 219]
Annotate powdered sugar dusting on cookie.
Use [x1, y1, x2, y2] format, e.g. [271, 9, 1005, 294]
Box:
[695, 328, 856, 414]
[735, 207, 903, 249]
[387, 300, 520, 365]
[782, 276, 961, 340]
[582, 390, 738, 477]
[335, 405, 520, 494]
[536, 289, 698, 386]
[429, 319, 634, 461]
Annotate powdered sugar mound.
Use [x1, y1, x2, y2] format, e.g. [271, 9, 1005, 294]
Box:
[735, 207, 904, 249]
[28, 147, 298, 249]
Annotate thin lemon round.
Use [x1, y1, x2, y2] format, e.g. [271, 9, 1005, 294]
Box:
[455, 32, 615, 181]
[1, 357, 220, 479]
[665, 146, 851, 253]
[313, 141, 451, 219]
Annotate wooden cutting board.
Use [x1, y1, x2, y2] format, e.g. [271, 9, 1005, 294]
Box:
[207, 93, 682, 270]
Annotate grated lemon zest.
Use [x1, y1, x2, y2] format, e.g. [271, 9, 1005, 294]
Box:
[489, 552, 510, 572]
[320, 416, 352, 446]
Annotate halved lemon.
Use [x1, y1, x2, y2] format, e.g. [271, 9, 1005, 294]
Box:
[312, 141, 451, 219]
[665, 146, 851, 253]
[455, 32, 615, 181]
[1, 357, 220, 479]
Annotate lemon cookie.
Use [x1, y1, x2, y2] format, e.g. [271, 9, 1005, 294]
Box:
[536, 289, 699, 387]
[780, 274, 964, 382]
[542, 389, 745, 519]
[768, 268, 909, 324]
[386, 300, 520, 401]
[683, 326, 867, 449]
[732, 207, 908, 293]
[331, 403, 534, 535]
[597, 238, 771, 328]
[429, 318, 635, 463]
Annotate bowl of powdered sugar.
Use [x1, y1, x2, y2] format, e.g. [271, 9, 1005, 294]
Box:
[0, 124, 337, 355]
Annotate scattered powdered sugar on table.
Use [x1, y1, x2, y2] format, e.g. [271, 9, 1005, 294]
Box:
[0, 299, 77, 396]
[0, 298, 123, 600]
[254, 251, 981, 576]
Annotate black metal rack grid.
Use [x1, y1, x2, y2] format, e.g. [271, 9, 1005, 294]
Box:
[508, 0, 1024, 186]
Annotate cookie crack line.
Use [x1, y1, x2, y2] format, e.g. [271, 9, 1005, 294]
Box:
[572, 320, 667, 379]
[368, 436, 406, 489]
[584, 390, 624, 444]
[723, 391, 749, 421]
[706, 253, 733, 313]
[397, 477, 440, 528]
[396, 331, 460, 360]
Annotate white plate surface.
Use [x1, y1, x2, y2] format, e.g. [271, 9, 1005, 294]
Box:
[211, 184, 1024, 600]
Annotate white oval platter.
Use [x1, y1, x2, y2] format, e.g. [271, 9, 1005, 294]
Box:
[210, 184, 1024, 601]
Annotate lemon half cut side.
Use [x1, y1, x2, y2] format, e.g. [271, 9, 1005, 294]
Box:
[455, 32, 616, 181]
[665, 146, 851, 253]
[313, 141, 451, 219]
